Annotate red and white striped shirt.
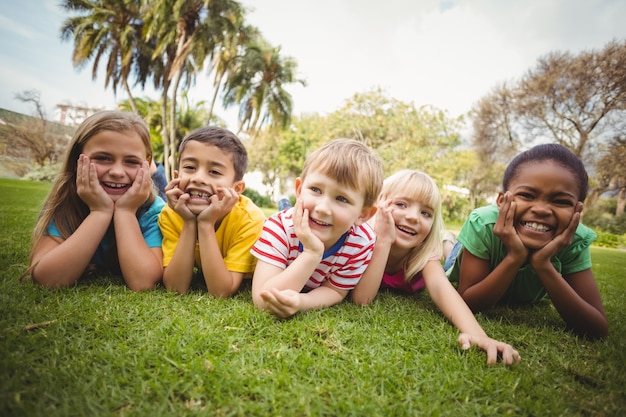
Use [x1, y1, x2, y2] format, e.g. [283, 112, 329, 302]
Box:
[251, 208, 376, 291]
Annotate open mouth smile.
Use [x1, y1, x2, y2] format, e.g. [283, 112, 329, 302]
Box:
[102, 182, 130, 192]
[310, 217, 331, 227]
[521, 221, 552, 232]
[396, 225, 417, 236]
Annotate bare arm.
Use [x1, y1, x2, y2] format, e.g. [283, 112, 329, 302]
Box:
[528, 202, 607, 338]
[162, 179, 198, 294]
[252, 199, 324, 308]
[458, 195, 527, 310]
[31, 213, 111, 287]
[31, 155, 113, 287]
[196, 187, 243, 297]
[351, 199, 394, 305]
[423, 260, 520, 365]
[258, 283, 348, 319]
[113, 163, 163, 291]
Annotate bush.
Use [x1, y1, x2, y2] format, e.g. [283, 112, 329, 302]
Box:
[22, 162, 61, 182]
[243, 187, 273, 208]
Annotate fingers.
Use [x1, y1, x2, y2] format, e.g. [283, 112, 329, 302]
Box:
[458, 333, 521, 366]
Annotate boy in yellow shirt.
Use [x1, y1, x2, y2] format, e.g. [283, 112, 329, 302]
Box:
[158, 127, 265, 296]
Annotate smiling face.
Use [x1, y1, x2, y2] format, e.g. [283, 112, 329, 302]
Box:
[389, 195, 434, 254]
[499, 160, 580, 250]
[295, 171, 370, 250]
[175, 140, 243, 215]
[81, 129, 149, 202]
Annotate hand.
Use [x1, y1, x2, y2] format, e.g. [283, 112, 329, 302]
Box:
[374, 197, 396, 246]
[76, 154, 114, 214]
[458, 333, 521, 365]
[292, 198, 324, 257]
[164, 178, 196, 221]
[115, 161, 152, 212]
[529, 201, 583, 268]
[197, 186, 239, 225]
[260, 288, 302, 318]
[494, 192, 528, 262]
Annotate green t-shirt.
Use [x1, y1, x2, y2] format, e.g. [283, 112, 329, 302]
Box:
[447, 204, 596, 304]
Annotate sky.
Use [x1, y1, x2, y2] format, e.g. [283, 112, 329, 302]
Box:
[1, 0, 626, 132]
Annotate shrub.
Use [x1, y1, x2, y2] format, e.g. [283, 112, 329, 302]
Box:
[22, 162, 61, 182]
[243, 187, 273, 208]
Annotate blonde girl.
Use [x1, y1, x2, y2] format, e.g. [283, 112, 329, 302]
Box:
[351, 170, 520, 365]
[26, 110, 165, 291]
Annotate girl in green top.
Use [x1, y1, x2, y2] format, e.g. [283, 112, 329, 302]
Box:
[446, 143, 608, 339]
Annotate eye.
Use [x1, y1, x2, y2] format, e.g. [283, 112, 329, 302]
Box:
[309, 186, 321, 194]
[125, 158, 142, 166]
[394, 201, 408, 209]
[421, 210, 433, 218]
[516, 192, 534, 200]
[209, 169, 222, 176]
[554, 198, 575, 207]
[92, 155, 111, 162]
[336, 195, 349, 204]
[182, 164, 196, 171]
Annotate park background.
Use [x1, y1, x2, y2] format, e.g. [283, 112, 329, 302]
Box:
[1, 1, 626, 415]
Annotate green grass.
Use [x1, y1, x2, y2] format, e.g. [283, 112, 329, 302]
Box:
[1, 178, 625, 416]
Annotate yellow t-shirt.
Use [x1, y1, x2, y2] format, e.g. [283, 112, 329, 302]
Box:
[158, 194, 265, 274]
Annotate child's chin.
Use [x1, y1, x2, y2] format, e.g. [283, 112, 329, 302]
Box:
[188, 203, 209, 215]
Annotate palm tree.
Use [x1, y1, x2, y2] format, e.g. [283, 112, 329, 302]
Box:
[143, 0, 245, 179]
[223, 39, 305, 134]
[60, 0, 145, 113]
[205, 23, 260, 122]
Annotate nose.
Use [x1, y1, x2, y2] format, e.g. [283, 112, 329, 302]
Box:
[314, 195, 332, 215]
[109, 161, 126, 178]
[531, 200, 552, 216]
[189, 170, 209, 185]
[405, 207, 419, 223]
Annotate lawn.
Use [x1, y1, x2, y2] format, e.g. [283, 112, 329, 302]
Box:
[1, 178, 625, 416]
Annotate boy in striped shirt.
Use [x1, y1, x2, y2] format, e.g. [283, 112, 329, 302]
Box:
[251, 139, 384, 318]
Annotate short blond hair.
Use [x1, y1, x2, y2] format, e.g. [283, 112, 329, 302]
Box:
[300, 138, 383, 208]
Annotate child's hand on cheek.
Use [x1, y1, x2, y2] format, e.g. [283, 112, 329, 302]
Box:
[165, 178, 196, 221]
[293, 198, 324, 258]
[494, 192, 527, 262]
[530, 202, 582, 267]
[374, 198, 396, 246]
[76, 154, 113, 214]
[116, 161, 151, 211]
[197, 187, 239, 225]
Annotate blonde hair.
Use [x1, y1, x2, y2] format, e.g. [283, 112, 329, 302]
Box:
[25, 110, 154, 279]
[301, 138, 383, 208]
[380, 170, 444, 281]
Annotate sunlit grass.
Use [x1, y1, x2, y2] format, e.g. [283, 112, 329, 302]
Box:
[1, 178, 625, 416]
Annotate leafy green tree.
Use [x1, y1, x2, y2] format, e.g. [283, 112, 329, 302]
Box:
[472, 39, 626, 211]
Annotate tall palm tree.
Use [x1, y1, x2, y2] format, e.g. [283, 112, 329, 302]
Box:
[143, 0, 244, 179]
[223, 39, 305, 134]
[60, 0, 145, 113]
[205, 23, 260, 122]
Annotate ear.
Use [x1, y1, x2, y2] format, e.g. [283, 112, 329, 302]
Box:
[294, 177, 303, 197]
[174, 170, 180, 179]
[496, 191, 505, 208]
[354, 205, 378, 226]
[233, 180, 245, 194]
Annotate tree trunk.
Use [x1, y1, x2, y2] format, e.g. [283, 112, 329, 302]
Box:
[616, 187, 626, 216]
[123, 81, 139, 114]
[160, 89, 171, 181]
[168, 70, 183, 178]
